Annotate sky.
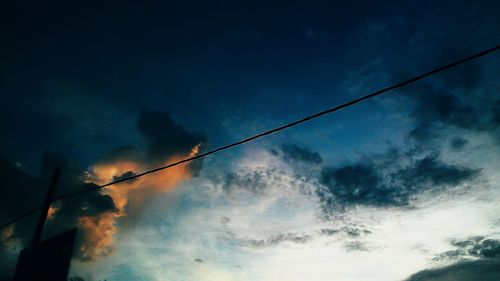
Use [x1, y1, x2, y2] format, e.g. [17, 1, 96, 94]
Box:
[1, 1, 500, 280]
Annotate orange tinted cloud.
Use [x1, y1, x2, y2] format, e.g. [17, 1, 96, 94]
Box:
[78, 213, 117, 260]
[78, 144, 201, 260]
[1, 225, 14, 246]
[47, 206, 59, 220]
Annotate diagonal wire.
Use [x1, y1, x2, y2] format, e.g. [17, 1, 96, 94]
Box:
[0, 204, 44, 231]
[1, 44, 499, 231]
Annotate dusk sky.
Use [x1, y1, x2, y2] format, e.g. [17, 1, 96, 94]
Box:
[1, 1, 499, 280]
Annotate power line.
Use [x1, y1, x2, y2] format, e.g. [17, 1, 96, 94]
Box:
[0, 204, 44, 232]
[1, 44, 499, 231]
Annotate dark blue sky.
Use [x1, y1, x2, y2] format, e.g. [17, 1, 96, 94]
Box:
[2, 0, 498, 172]
[1, 1, 499, 280]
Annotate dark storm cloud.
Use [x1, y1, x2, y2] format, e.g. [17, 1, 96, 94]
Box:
[314, 43, 493, 212]
[223, 142, 479, 211]
[95, 111, 206, 176]
[433, 236, 500, 261]
[408, 91, 488, 143]
[319, 163, 408, 207]
[406, 237, 500, 281]
[138, 112, 205, 163]
[98, 145, 142, 165]
[396, 56, 500, 147]
[454, 238, 500, 259]
[318, 154, 480, 209]
[1, 111, 206, 275]
[275, 144, 322, 164]
[395, 155, 480, 189]
[371, 21, 500, 153]
[405, 258, 500, 281]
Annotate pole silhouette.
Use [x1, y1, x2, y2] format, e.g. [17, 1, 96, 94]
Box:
[31, 167, 61, 247]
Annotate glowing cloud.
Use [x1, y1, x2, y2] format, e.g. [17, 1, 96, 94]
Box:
[77, 144, 201, 261]
[47, 206, 59, 221]
[1, 226, 14, 246]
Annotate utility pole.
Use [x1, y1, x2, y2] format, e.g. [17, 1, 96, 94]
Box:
[14, 166, 78, 281]
[31, 166, 61, 247]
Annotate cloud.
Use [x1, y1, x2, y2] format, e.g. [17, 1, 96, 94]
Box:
[344, 240, 369, 252]
[310, 45, 494, 215]
[405, 237, 500, 281]
[244, 232, 312, 248]
[26, 155, 119, 262]
[76, 140, 500, 281]
[405, 258, 500, 281]
[222, 155, 317, 197]
[449, 137, 467, 151]
[395, 154, 480, 189]
[240, 229, 372, 252]
[272, 144, 322, 165]
[223, 168, 276, 194]
[433, 236, 500, 261]
[320, 162, 407, 207]
[137, 111, 206, 164]
[0, 111, 205, 276]
[408, 91, 485, 143]
[319, 227, 371, 238]
[0, 154, 120, 276]
[394, 56, 500, 149]
[67, 112, 204, 261]
[98, 111, 206, 175]
[221, 143, 480, 217]
[318, 154, 480, 210]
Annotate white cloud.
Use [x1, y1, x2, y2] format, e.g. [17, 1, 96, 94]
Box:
[69, 147, 500, 281]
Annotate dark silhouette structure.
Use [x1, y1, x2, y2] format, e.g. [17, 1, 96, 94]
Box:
[13, 167, 77, 281]
[13, 228, 77, 281]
